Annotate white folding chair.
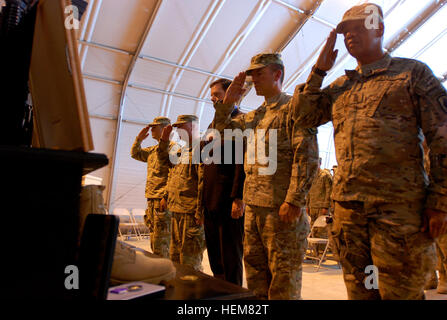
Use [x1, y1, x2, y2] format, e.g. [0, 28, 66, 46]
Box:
[112, 208, 141, 241]
[306, 215, 331, 272]
[131, 208, 149, 239]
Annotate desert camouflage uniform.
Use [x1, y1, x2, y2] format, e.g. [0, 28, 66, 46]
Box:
[161, 143, 205, 271]
[213, 92, 319, 299]
[307, 168, 333, 255]
[131, 138, 174, 258]
[293, 54, 447, 299]
[307, 168, 333, 225]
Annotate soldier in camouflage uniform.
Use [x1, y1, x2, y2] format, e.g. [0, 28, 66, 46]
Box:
[131, 117, 173, 258]
[292, 3, 447, 299]
[159, 115, 205, 271]
[306, 158, 333, 225]
[212, 54, 319, 299]
[306, 158, 333, 256]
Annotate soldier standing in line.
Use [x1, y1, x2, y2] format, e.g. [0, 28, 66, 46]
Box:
[306, 158, 333, 257]
[131, 117, 173, 258]
[292, 3, 447, 299]
[213, 53, 319, 299]
[159, 115, 205, 271]
[306, 158, 333, 225]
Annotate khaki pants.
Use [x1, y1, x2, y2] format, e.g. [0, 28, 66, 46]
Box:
[331, 200, 436, 300]
[146, 199, 171, 258]
[244, 205, 310, 300]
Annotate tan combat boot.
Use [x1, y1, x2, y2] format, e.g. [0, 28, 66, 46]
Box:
[79, 185, 176, 285]
[79, 185, 107, 231]
[110, 241, 176, 285]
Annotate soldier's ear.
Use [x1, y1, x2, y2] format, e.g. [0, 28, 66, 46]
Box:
[376, 22, 384, 38]
[273, 68, 282, 83]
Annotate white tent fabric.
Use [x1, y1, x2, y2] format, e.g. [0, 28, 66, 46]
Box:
[77, 0, 447, 212]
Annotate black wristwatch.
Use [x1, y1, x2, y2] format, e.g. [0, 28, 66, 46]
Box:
[312, 65, 327, 77]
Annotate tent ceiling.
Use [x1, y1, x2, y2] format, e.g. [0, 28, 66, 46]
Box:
[76, 0, 447, 212]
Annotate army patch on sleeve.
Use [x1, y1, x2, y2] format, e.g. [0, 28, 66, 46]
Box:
[439, 95, 447, 114]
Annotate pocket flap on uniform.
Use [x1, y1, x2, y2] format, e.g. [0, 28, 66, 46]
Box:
[365, 83, 391, 117]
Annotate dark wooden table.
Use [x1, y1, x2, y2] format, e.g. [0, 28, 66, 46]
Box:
[120, 244, 256, 300]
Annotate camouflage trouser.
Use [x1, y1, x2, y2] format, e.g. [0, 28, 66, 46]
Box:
[146, 199, 171, 258]
[331, 201, 436, 300]
[436, 233, 447, 282]
[170, 212, 205, 271]
[244, 205, 310, 300]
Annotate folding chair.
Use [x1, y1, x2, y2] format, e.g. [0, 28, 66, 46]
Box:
[112, 208, 141, 241]
[306, 215, 330, 272]
[131, 208, 150, 239]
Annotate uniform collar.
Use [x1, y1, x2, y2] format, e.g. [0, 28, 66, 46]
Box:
[265, 92, 282, 105]
[263, 92, 286, 110]
[345, 53, 392, 80]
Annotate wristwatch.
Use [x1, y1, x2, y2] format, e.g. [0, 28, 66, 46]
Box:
[312, 65, 327, 77]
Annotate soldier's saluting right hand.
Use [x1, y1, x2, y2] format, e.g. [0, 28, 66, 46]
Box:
[137, 126, 150, 142]
[161, 125, 173, 142]
[315, 29, 339, 72]
[223, 72, 246, 105]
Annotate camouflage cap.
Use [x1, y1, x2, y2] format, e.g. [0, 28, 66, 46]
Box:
[336, 3, 384, 34]
[172, 114, 199, 127]
[246, 53, 284, 74]
[148, 116, 171, 127]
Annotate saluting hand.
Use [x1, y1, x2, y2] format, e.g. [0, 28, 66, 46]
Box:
[161, 125, 173, 141]
[137, 126, 150, 141]
[316, 29, 338, 72]
[223, 72, 246, 105]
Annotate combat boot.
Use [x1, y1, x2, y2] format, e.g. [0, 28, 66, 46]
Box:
[424, 271, 438, 290]
[78, 185, 107, 244]
[110, 241, 176, 285]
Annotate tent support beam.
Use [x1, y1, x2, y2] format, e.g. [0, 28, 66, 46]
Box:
[105, 0, 163, 212]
